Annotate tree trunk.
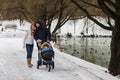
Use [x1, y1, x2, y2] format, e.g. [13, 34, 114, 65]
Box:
[108, 0, 120, 76]
[109, 18, 120, 76]
[52, 23, 61, 34]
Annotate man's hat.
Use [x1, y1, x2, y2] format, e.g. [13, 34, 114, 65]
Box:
[35, 21, 41, 25]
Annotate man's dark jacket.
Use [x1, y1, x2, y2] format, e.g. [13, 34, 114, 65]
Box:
[34, 26, 51, 42]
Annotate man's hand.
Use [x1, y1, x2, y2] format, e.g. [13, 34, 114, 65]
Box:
[36, 39, 42, 43]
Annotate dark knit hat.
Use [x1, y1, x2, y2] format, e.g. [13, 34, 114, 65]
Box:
[35, 21, 41, 25]
[34, 21, 42, 27]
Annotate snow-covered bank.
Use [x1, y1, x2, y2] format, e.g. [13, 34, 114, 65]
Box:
[0, 38, 119, 80]
[0, 30, 25, 38]
[54, 48, 117, 80]
[0, 19, 112, 36]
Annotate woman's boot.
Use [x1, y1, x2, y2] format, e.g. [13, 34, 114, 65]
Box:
[27, 58, 33, 68]
[29, 58, 33, 67]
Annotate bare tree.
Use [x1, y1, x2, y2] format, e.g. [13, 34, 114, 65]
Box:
[23, 0, 75, 33]
[71, 0, 120, 76]
[52, 0, 73, 33]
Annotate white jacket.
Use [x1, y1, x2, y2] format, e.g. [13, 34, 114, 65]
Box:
[23, 30, 34, 46]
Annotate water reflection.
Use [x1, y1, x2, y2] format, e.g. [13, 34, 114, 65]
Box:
[57, 36, 111, 68]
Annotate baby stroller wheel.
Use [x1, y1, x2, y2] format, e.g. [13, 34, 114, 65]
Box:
[52, 61, 54, 69]
[37, 60, 42, 69]
[48, 63, 51, 72]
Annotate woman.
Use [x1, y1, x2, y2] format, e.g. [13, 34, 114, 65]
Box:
[23, 23, 35, 68]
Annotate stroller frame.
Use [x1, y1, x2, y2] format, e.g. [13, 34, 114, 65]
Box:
[37, 42, 55, 72]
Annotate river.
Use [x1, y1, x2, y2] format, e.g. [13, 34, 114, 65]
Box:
[57, 36, 111, 68]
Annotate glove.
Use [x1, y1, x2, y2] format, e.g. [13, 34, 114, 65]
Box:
[47, 40, 51, 43]
[36, 39, 42, 43]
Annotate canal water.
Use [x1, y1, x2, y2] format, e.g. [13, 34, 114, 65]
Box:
[57, 37, 111, 68]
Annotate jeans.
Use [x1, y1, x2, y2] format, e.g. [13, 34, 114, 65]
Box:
[26, 44, 33, 58]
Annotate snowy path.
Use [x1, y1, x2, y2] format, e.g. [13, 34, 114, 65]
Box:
[0, 38, 119, 80]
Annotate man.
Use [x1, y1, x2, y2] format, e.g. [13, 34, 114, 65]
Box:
[34, 21, 51, 68]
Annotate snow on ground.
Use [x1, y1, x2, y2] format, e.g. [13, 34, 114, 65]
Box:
[0, 38, 119, 80]
[0, 29, 25, 38]
[0, 20, 118, 80]
[0, 30, 118, 80]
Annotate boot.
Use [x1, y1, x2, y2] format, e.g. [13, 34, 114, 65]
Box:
[27, 58, 33, 68]
[29, 58, 33, 67]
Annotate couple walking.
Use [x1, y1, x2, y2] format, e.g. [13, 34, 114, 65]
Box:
[23, 21, 51, 68]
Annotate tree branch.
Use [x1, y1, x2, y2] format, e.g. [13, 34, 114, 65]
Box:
[107, 17, 114, 28]
[71, 0, 113, 31]
[104, 0, 120, 9]
[80, 0, 100, 9]
[97, 0, 120, 20]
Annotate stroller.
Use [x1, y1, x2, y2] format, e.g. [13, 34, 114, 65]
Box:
[37, 42, 55, 72]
